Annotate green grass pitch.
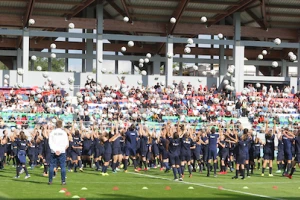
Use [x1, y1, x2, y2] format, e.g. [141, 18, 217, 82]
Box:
[0, 164, 300, 200]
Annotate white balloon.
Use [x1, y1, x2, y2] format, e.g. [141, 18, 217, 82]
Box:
[202, 71, 207, 76]
[193, 65, 198, 70]
[134, 66, 140, 72]
[225, 84, 231, 90]
[144, 58, 150, 63]
[146, 53, 152, 58]
[69, 87, 73, 91]
[167, 52, 173, 58]
[47, 77, 52, 82]
[290, 55, 297, 61]
[101, 68, 107, 73]
[121, 84, 127, 88]
[68, 22, 75, 29]
[68, 77, 74, 83]
[128, 41, 134, 47]
[226, 72, 231, 77]
[187, 38, 194, 45]
[228, 67, 234, 74]
[198, 78, 202, 82]
[258, 54, 263, 60]
[121, 87, 127, 93]
[137, 80, 143, 85]
[213, 98, 219, 104]
[231, 77, 236, 83]
[50, 43, 56, 49]
[141, 70, 147, 76]
[200, 16, 207, 23]
[288, 52, 294, 57]
[230, 86, 235, 91]
[262, 50, 267, 55]
[242, 90, 247, 95]
[31, 55, 37, 61]
[272, 61, 278, 68]
[36, 66, 42, 71]
[218, 33, 223, 39]
[174, 66, 179, 71]
[50, 53, 56, 58]
[223, 80, 229, 85]
[4, 79, 8, 84]
[139, 58, 144, 63]
[4, 74, 9, 79]
[210, 70, 216, 75]
[274, 38, 281, 45]
[121, 46, 126, 52]
[37, 94, 42, 99]
[184, 47, 191, 54]
[76, 92, 82, 98]
[31, 90, 36, 95]
[160, 81, 165, 86]
[256, 83, 261, 88]
[170, 17, 176, 24]
[284, 88, 290, 93]
[17, 68, 24, 75]
[60, 80, 66, 85]
[111, 93, 116, 98]
[139, 63, 144, 68]
[36, 88, 42, 94]
[28, 19, 35, 26]
[87, 75, 92, 80]
[123, 16, 129, 22]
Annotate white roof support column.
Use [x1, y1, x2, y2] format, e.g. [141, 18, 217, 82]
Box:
[96, 3, 104, 84]
[165, 36, 173, 87]
[233, 12, 244, 93]
[21, 30, 29, 85]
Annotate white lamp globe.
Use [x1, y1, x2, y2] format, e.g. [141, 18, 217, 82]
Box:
[200, 16, 207, 23]
[146, 53, 152, 58]
[170, 17, 176, 24]
[187, 38, 194, 45]
[202, 71, 207, 76]
[272, 61, 278, 68]
[139, 58, 144, 63]
[274, 38, 281, 45]
[174, 66, 179, 71]
[17, 68, 24, 75]
[141, 70, 147, 76]
[184, 47, 191, 54]
[123, 16, 129, 22]
[101, 68, 107, 73]
[36, 66, 42, 71]
[218, 33, 223, 39]
[128, 41, 134, 47]
[28, 19, 35, 25]
[121, 46, 126, 52]
[258, 54, 263, 60]
[4, 74, 9, 79]
[68, 22, 75, 29]
[139, 63, 143, 68]
[193, 65, 198, 70]
[144, 58, 150, 63]
[50, 53, 56, 58]
[137, 80, 143, 85]
[223, 80, 229, 85]
[50, 43, 56, 49]
[31, 55, 37, 61]
[262, 50, 267, 55]
[256, 83, 261, 88]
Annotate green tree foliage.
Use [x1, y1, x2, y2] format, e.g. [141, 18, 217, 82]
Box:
[33, 57, 65, 72]
[0, 62, 8, 70]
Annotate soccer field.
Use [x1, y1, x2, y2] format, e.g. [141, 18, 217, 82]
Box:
[0, 165, 299, 200]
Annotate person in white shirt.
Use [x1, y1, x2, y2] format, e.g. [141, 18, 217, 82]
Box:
[48, 120, 69, 185]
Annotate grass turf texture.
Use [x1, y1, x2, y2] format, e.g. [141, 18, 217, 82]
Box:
[0, 164, 299, 200]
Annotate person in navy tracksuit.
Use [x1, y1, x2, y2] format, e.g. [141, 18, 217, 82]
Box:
[288, 130, 300, 178]
[139, 125, 150, 171]
[207, 127, 219, 177]
[261, 121, 275, 177]
[15, 131, 30, 179]
[168, 127, 182, 181]
[159, 130, 170, 172]
[231, 131, 249, 180]
[123, 124, 139, 172]
[281, 128, 295, 176]
[201, 131, 209, 171]
[180, 131, 194, 178]
[42, 128, 51, 177]
[218, 134, 229, 174]
[110, 124, 123, 173]
[276, 132, 284, 173]
[101, 132, 112, 176]
[0, 135, 6, 170]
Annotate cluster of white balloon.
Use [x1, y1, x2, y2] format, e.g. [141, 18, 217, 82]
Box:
[137, 53, 151, 77]
[223, 65, 235, 91]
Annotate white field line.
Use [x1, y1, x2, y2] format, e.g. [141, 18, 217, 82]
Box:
[128, 172, 286, 200]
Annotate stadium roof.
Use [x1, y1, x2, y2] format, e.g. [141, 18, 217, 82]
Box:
[0, 0, 299, 60]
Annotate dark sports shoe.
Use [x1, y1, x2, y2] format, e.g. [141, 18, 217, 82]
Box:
[48, 182, 52, 185]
